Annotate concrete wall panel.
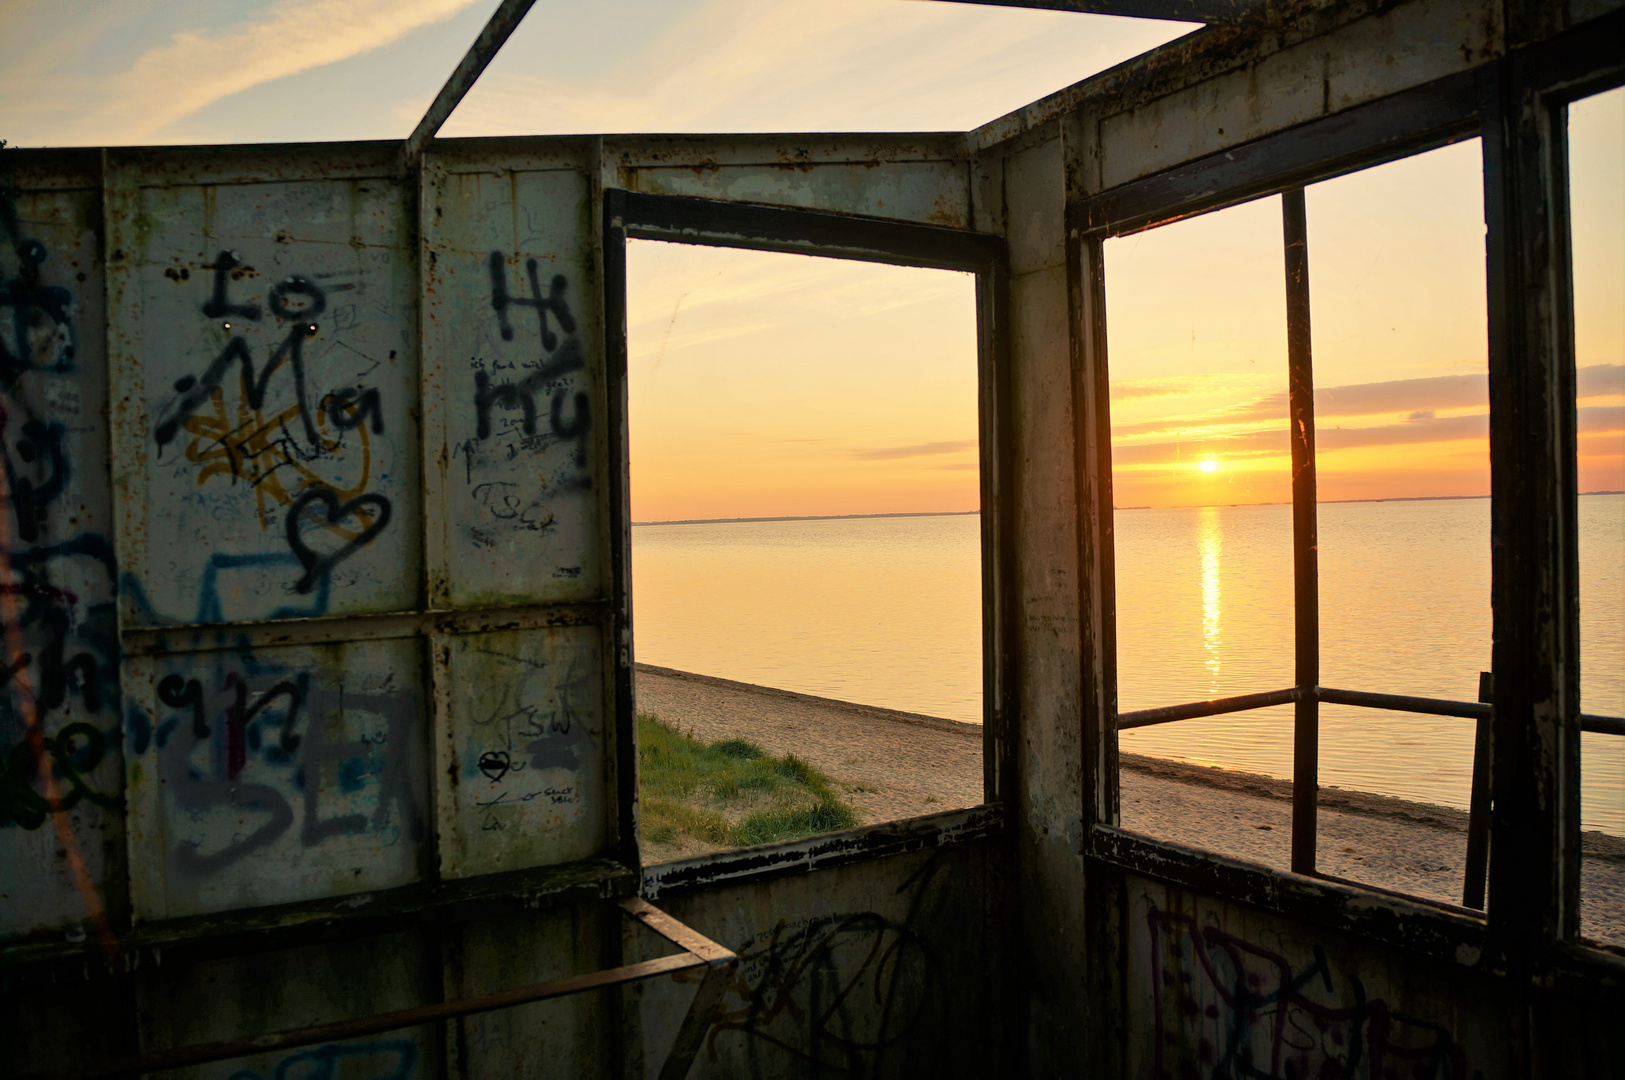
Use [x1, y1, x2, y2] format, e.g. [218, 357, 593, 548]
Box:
[0, 175, 125, 939]
[421, 159, 604, 608]
[122, 638, 427, 921]
[109, 174, 420, 627]
[435, 624, 608, 879]
[1099, 0, 1502, 190]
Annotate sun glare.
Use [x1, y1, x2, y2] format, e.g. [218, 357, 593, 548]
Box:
[1199, 459, 1219, 473]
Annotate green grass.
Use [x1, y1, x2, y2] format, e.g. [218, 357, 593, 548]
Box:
[638, 714, 858, 853]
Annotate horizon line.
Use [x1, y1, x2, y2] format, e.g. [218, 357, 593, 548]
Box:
[632, 510, 978, 527]
[634, 491, 1624, 525]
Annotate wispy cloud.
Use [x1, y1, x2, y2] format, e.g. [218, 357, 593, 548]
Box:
[5, 0, 486, 144]
[853, 439, 977, 460]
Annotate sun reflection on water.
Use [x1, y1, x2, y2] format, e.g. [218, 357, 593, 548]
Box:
[1198, 506, 1222, 687]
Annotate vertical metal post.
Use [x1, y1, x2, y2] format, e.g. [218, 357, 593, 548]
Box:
[1480, 57, 1582, 959]
[1463, 671, 1494, 909]
[1282, 188, 1320, 876]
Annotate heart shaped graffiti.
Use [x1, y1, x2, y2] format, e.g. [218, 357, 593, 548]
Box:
[285, 488, 393, 594]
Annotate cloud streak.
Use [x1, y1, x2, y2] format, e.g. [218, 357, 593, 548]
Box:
[1113, 366, 1623, 444]
[853, 440, 978, 461]
[1112, 405, 1623, 467]
[8, 0, 486, 143]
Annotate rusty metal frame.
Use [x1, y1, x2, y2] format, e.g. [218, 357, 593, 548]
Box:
[938, 0, 1260, 23]
[601, 190, 1015, 883]
[400, 0, 539, 172]
[15, 897, 734, 1080]
[1075, 9, 1625, 973]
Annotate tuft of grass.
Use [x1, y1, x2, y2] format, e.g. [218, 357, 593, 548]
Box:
[639, 714, 859, 855]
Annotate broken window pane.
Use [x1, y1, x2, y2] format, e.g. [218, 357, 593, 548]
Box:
[626, 240, 984, 865]
[1105, 195, 1300, 867]
[1568, 84, 1625, 949]
[1304, 139, 1491, 906]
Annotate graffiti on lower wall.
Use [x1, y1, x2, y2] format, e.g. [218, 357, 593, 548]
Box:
[125, 641, 426, 918]
[1143, 901, 1485, 1080]
[225, 1038, 418, 1080]
[696, 855, 951, 1078]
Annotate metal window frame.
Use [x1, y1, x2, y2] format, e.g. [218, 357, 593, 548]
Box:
[600, 190, 1015, 889]
[1074, 8, 1625, 973]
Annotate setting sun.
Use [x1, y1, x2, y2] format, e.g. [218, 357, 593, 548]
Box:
[1198, 459, 1219, 473]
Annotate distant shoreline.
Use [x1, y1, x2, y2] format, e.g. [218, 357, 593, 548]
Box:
[634, 492, 1621, 526]
[1118, 490, 1622, 511]
[633, 510, 978, 527]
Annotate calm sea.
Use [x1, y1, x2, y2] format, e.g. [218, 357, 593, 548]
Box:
[631, 496, 1625, 834]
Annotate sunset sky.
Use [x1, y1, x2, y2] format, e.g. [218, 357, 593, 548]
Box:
[3, 1, 1619, 518]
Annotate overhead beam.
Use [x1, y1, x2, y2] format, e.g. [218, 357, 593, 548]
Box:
[933, 0, 1265, 24]
[401, 0, 539, 172]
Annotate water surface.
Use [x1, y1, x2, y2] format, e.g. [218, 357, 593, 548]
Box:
[632, 496, 1624, 833]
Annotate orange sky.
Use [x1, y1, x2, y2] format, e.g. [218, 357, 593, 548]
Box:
[628, 95, 1622, 520]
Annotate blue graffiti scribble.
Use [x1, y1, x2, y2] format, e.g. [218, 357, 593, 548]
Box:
[227, 1038, 417, 1080]
[197, 552, 332, 624]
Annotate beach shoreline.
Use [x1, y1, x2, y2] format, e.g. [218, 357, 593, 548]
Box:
[634, 663, 1625, 945]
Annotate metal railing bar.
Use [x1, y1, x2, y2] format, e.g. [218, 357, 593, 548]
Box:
[1118, 687, 1302, 728]
[1117, 685, 1624, 733]
[1583, 714, 1625, 737]
[31, 953, 703, 1080]
[23, 899, 738, 1080]
[1316, 685, 1490, 719]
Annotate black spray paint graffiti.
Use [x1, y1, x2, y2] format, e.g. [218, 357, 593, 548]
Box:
[0, 196, 122, 835]
[0, 188, 76, 388]
[0, 491, 122, 833]
[468, 647, 594, 830]
[157, 253, 332, 450]
[154, 251, 394, 596]
[130, 670, 423, 875]
[285, 488, 393, 594]
[470, 252, 591, 473]
[1146, 903, 1482, 1080]
[702, 854, 950, 1078]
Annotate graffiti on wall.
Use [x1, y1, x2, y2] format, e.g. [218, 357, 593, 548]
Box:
[441, 627, 605, 875]
[700, 855, 950, 1078]
[1145, 903, 1483, 1080]
[123, 643, 426, 913]
[150, 251, 393, 603]
[0, 191, 121, 838]
[453, 252, 590, 567]
[226, 1038, 418, 1080]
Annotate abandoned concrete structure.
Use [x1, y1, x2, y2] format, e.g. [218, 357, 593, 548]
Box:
[3, 0, 1622, 1076]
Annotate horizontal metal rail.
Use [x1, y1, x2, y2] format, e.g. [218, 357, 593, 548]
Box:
[1316, 685, 1488, 719]
[1119, 685, 1624, 734]
[1117, 687, 1303, 728]
[24, 897, 735, 1080]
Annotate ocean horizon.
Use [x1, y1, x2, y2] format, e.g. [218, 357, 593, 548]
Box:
[631, 494, 1624, 835]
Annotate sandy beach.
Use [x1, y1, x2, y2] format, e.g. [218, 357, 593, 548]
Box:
[635, 663, 1625, 946]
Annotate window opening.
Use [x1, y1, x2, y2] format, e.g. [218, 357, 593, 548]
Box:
[625, 239, 986, 865]
[1567, 84, 1625, 949]
[1303, 140, 1491, 906]
[1105, 195, 1298, 869]
[1104, 136, 1625, 913]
